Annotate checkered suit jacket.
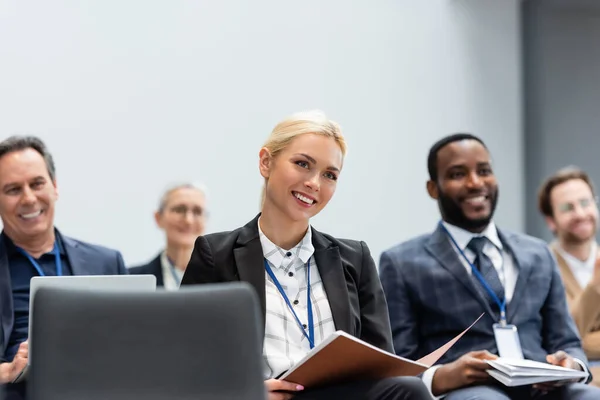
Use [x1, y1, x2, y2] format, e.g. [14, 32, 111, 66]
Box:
[379, 223, 588, 367]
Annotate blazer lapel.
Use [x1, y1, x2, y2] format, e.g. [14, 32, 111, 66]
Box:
[233, 216, 267, 329]
[152, 256, 165, 287]
[425, 224, 495, 318]
[312, 228, 352, 334]
[60, 233, 93, 275]
[0, 236, 13, 357]
[499, 230, 534, 323]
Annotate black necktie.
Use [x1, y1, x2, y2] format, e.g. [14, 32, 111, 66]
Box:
[467, 236, 505, 307]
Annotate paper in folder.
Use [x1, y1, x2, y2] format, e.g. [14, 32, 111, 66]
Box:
[279, 313, 484, 388]
[486, 358, 588, 387]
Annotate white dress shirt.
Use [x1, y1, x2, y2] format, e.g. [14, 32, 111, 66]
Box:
[258, 221, 336, 379]
[557, 242, 597, 289]
[441, 221, 519, 302]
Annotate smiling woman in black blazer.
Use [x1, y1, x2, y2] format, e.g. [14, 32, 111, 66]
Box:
[181, 110, 429, 400]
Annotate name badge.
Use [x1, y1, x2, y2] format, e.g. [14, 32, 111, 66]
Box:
[493, 323, 524, 359]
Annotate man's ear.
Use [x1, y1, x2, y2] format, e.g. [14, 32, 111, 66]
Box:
[154, 211, 164, 229]
[426, 180, 439, 200]
[52, 179, 59, 200]
[259, 148, 272, 179]
[545, 216, 558, 235]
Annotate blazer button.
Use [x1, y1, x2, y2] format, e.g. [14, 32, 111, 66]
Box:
[302, 324, 307, 329]
[293, 300, 299, 305]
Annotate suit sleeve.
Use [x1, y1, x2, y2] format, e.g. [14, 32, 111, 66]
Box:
[181, 236, 220, 285]
[379, 251, 420, 358]
[541, 246, 587, 363]
[357, 241, 394, 353]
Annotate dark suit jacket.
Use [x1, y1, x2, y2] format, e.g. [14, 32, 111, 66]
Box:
[379, 223, 587, 367]
[0, 229, 128, 360]
[181, 215, 394, 353]
[129, 255, 164, 287]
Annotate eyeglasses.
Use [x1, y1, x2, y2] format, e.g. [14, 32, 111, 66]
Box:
[168, 205, 207, 218]
[556, 197, 598, 214]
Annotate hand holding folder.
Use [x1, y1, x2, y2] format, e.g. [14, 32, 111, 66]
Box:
[279, 313, 484, 389]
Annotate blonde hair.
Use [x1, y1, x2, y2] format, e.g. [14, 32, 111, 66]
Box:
[260, 110, 347, 207]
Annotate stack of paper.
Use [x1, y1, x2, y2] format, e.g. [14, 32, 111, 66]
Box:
[486, 358, 588, 386]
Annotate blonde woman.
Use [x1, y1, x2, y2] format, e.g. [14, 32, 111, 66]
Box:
[182, 111, 429, 400]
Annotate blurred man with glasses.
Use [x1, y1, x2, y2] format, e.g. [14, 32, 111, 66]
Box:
[129, 183, 207, 290]
[538, 166, 600, 386]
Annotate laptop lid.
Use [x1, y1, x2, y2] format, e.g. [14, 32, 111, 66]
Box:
[28, 275, 156, 364]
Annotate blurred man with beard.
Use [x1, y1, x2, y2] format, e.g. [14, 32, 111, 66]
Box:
[379, 134, 600, 399]
[538, 167, 600, 386]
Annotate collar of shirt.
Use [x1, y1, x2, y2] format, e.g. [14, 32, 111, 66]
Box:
[160, 250, 184, 276]
[442, 220, 503, 252]
[1, 229, 66, 257]
[257, 219, 315, 270]
[557, 242, 597, 273]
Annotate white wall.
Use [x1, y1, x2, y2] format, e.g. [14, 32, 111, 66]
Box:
[524, 0, 600, 240]
[0, 0, 523, 266]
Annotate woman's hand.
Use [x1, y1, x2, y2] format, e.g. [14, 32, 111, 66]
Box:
[265, 378, 304, 400]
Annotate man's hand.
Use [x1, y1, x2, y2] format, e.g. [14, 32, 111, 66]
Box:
[265, 378, 304, 400]
[0, 341, 28, 384]
[532, 351, 583, 392]
[547, 350, 581, 370]
[431, 350, 498, 395]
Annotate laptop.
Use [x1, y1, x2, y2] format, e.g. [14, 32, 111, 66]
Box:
[13, 274, 157, 383]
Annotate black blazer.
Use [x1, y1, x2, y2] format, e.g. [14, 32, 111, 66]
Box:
[181, 215, 394, 353]
[129, 254, 164, 287]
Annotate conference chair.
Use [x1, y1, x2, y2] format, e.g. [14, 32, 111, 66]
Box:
[28, 282, 266, 400]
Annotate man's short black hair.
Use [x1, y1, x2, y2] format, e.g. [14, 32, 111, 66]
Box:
[427, 133, 487, 181]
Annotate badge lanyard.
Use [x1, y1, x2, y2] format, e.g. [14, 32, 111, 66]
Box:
[264, 258, 315, 349]
[439, 222, 507, 326]
[17, 241, 62, 277]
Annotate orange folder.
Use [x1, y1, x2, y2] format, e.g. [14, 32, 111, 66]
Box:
[279, 313, 484, 388]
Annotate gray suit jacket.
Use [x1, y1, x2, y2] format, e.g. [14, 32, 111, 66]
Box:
[0, 229, 128, 360]
[379, 223, 587, 367]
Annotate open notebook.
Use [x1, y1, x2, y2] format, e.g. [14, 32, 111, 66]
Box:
[486, 358, 588, 386]
[279, 313, 484, 388]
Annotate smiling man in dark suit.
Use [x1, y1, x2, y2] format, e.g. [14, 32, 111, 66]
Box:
[0, 136, 127, 399]
[379, 133, 600, 399]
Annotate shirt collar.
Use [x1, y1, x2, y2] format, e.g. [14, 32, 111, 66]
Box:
[160, 251, 185, 279]
[557, 242, 597, 271]
[441, 220, 503, 251]
[257, 218, 315, 269]
[1, 229, 66, 257]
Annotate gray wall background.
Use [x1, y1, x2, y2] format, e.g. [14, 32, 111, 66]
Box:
[0, 0, 524, 266]
[523, 0, 600, 241]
